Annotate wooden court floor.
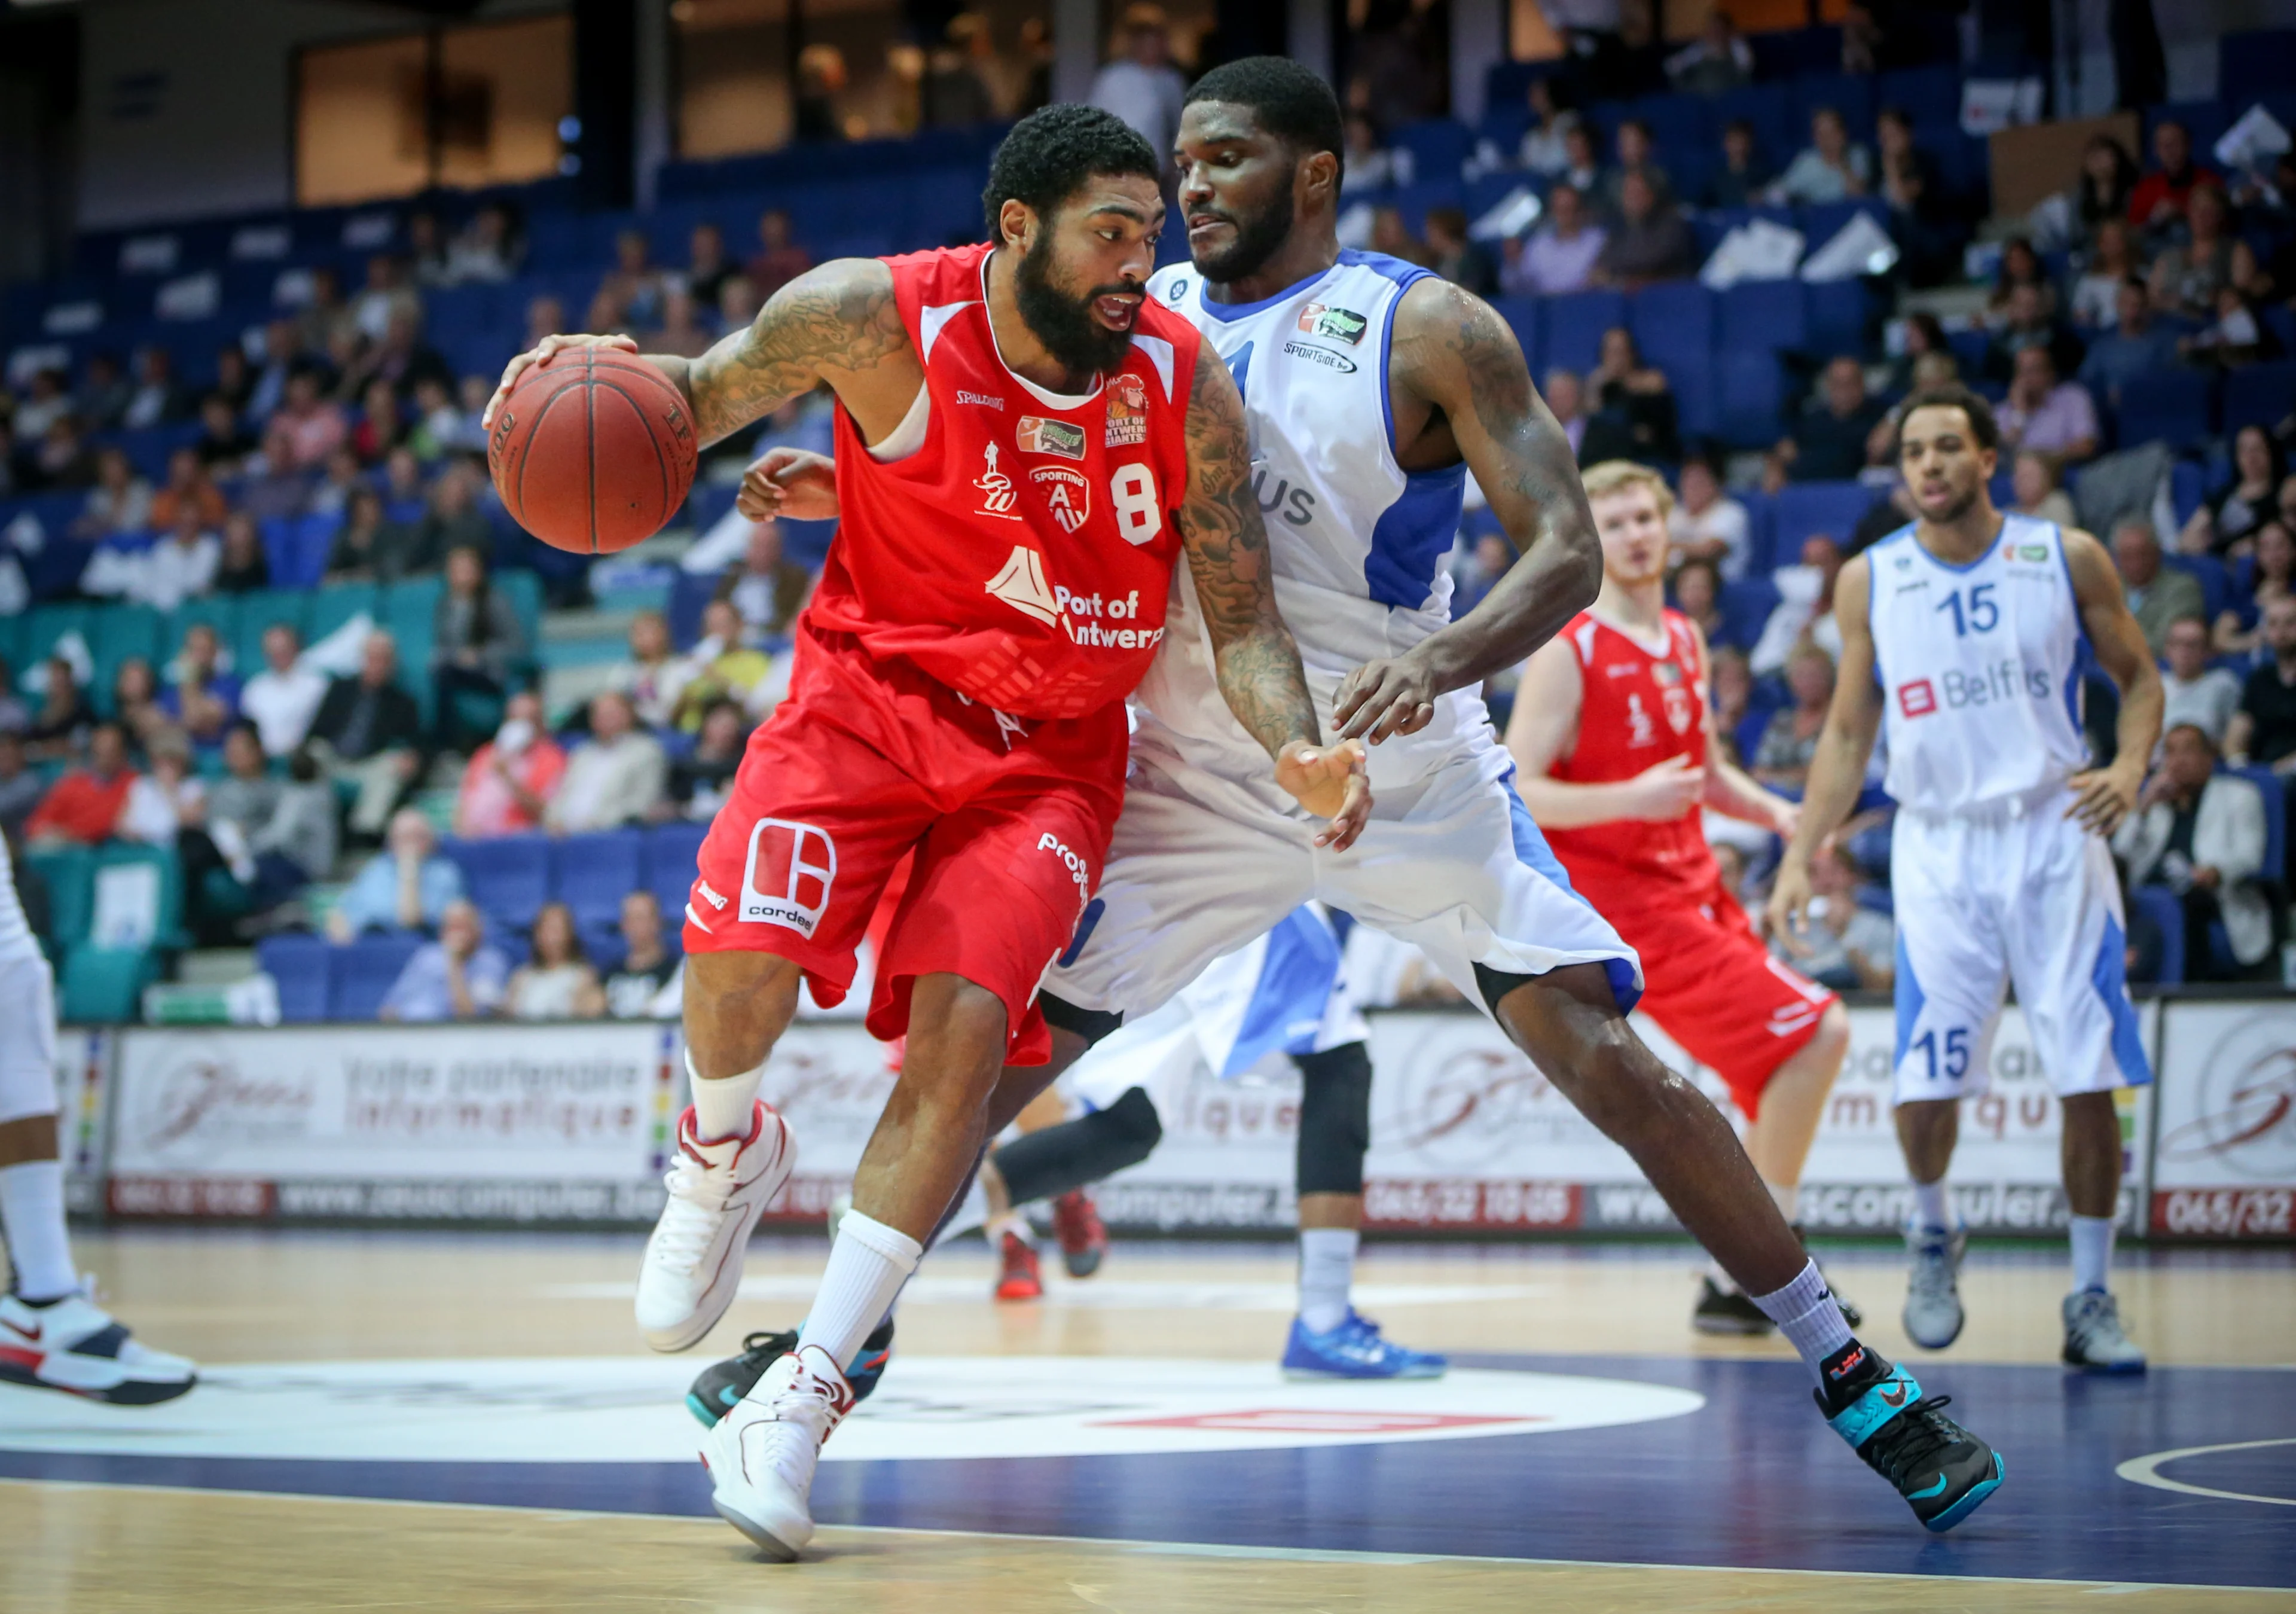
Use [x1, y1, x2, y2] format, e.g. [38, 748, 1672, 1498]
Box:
[3, 1230, 2292, 1613]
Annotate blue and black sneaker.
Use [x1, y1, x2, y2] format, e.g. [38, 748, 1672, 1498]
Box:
[1280, 1310, 1448, 1380]
[685, 1318, 894, 1429]
[1818, 1341, 2004, 1533]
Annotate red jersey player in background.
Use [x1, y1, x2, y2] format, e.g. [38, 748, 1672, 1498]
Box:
[486, 105, 1367, 1562]
[1505, 460, 1857, 1335]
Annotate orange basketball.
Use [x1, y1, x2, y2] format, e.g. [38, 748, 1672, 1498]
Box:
[487, 347, 698, 554]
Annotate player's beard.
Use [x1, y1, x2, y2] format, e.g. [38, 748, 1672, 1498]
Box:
[1919, 475, 1983, 525]
[1015, 233, 1136, 378]
[1190, 188, 1295, 285]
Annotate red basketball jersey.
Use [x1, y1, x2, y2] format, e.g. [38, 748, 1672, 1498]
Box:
[1541, 608, 1717, 899]
[805, 242, 1202, 722]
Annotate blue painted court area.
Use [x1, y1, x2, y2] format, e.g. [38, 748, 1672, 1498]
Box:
[4, 1351, 2290, 1590]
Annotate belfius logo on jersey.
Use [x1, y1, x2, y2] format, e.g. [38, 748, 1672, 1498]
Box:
[1897, 660, 2052, 718]
[1295, 302, 1367, 344]
[1031, 465, 1091, 533]
[1106, 374, 1149, 447]
[740, 819, 836, 937]
[1017, 416, 1086, 460]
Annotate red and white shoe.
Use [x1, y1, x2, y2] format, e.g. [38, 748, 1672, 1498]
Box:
[0, 1288, 197, 1405]
[1052, 1190, 1107, 1279]
[636, 1103, 796, 1353]
[700, 1343, 853, 1561]
[994, 1227, 1043, 1301]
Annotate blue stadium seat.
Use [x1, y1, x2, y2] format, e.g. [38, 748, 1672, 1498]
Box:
[1544, 289, 1626, 373]
[2163, 554, 2232, 627]
[166, 596, 240, 660]
[1488, 294, 1541, 377]
[1773, 481, 1874, 557]
[90, 605, 163, 701]
[257, 933, 332, 1023]
[2114, 368, 2213, 451]
[1791, 73, 1876, 142]
[2144, 102, 2229, 168]
[2221, 29, 2296, 106]
[2128, 885, 2184, 985]
[1718, 279, 1808, 356]
[1803, 279, 1874, 356]
[1717, 575, 1781, 652]
[1628, 93, 1709, 158]
[1627, 281, 1714, 373]
[307, 581, 380, 648]
[1393, 119, 1471, 183]
[2224, 362, 2296, 434]
[553, 829, 646, 929]
[1875, 65, 1961, 127]
[1713, 351, 1785, 449]
[645, 821, 709, 922]
[2226, 766, 2288, 884]
[22, 603, 94, 669]
[329, 932, 425, 1021]
[233, 589, 308, 671]
[444, 833, 551, 932]
[1668, 352, 1717, 443]
[1708, 86, 1797, 170]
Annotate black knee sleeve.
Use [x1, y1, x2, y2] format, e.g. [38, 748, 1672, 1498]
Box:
[1294, 1041, 1373, 1197]
[1038, 990, 1124, 1048]
[992, 1085, 1162, 1207]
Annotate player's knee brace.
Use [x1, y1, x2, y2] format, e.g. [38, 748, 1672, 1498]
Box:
[1294, 1041, 1373, 1197]
[993, 1085, 1162, 1208]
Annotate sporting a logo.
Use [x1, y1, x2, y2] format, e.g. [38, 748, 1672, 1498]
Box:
[1105, 374, 1148, 447]
[2019, 543, 2050, 562]
[739, 819, 836, 937]
[985, 544, 1061, 626]
[973, 442, 1020, 520]
[1030, 465, 1091, 534]
[1295, 301, 1367, 344]
[1017, 416, 1086, 460]
[1898, 678, 1938, 718]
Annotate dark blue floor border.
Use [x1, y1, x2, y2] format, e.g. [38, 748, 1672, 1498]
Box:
[4, 1352, 2291, 1588]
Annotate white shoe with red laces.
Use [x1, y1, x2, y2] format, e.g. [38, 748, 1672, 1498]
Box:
[636, 1102, 796, 1353]
[0, 1287, 197, 1405]
[701, 1343, 853, 1561]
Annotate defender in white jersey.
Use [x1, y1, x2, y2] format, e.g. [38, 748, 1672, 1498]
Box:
[1771, 383, 2163, 1374]
[739, 63, 2008, 1531]
[0, 835, 197, 1403]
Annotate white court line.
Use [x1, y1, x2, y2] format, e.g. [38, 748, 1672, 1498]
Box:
[2115, 1438, 2296, 1508]
[532, 1276, 1551, 1309]
[2, 1477, 2286, 1595]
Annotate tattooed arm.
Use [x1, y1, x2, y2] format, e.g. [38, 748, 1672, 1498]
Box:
[483, 259, 915, 447]
[1333, 280, 1602, 743]
[1178, 350, 1372, 849]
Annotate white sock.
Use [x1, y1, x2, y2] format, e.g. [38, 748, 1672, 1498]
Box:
[689, 1052, 764, 1143]
[2069, 1213, 2115, 1294]
[794, 1210, 922, 1375]
[1766, 1180, 1799, 1224]
[1297, 1226, 1358, 1334]
[1751, 1259, 1854, 1383]
[987, 1212, 1031, 1247]
[1910, 1177, 1955, 1232]
[0, 1160, 77, 1301]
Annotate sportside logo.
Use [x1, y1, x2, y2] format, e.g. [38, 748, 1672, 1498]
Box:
[740, 819, 836, 937]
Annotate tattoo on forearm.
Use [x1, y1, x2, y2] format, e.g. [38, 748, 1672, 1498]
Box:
[685, 263, 908, 445]
[1178, 356, 1319, 757]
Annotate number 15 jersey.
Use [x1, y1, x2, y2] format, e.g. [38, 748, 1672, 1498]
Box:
[1866, 513, 2091, 816]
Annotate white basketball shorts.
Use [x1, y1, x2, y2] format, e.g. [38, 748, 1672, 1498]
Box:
[1888, 788, 2152, 1105]
[0, 953, 61, 1126]
[1045, 733, 1642, 1026]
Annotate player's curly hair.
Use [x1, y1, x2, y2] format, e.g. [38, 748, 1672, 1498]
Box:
[1184, 57, 1347, 178]
[982, 104, 1161, 242]
[1895, 382, 2001, 453]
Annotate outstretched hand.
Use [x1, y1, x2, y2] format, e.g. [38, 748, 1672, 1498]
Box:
[737, 446, 841, 522]
[481, 332, 639, 431]
[1276, 739, 1372, 852]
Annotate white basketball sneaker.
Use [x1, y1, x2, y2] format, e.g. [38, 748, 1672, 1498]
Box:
[701, 1343, 854, 1561]
[0, 1288, 197, 1405]
[636, 1102, 796, 1353]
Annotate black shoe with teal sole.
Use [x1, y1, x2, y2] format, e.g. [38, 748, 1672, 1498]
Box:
[1818, 1342, 2004, 1533]
[686, 1317, 894, 1429]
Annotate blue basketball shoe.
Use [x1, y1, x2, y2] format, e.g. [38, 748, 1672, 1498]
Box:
[687, 1318, 894, 1428]
[1281, 1310, 1448, 1380]
[1818, 1341, 2004, 1532]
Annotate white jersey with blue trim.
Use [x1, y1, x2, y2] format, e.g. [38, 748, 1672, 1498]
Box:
[0, 835, 40, 966]
[1866, 513, 2092, 816]
[1136, 251, 1492, 804]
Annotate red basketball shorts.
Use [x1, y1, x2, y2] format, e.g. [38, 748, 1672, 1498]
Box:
[682, 625, 1127, 1065]
[1582, 867, 1836, 1121]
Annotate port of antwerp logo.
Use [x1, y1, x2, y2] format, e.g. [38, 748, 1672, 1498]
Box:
[987, 544, 1061, 626]
[1295, 302, 1367, 344]
[1031, 465, 1090, 533]
[1018, 416, 1086, 460]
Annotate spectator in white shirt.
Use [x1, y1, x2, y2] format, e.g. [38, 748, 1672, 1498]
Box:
[2158, 615, 2243, 747]
[1089, 5, 1187, 173]
[1518, 85, 1577, 176]
[127, 506, 221, 614]
[545, 691, 667, 834]
[239, 623, 329, 758]
[1666, 456, 1752, 580]
[1771, 107, 1871, 205]
[1518, 182, 1607, 295]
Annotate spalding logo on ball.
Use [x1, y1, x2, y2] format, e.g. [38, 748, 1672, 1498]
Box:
[488, 348, 699, 555]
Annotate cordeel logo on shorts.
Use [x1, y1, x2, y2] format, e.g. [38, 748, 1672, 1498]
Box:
[741, 819, 836, 936]
[1897, 679, 1937, 718]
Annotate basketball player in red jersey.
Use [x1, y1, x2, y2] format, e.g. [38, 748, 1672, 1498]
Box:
[1506, 461, 1857, 1334]
[485, 106, 1367, 1559]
